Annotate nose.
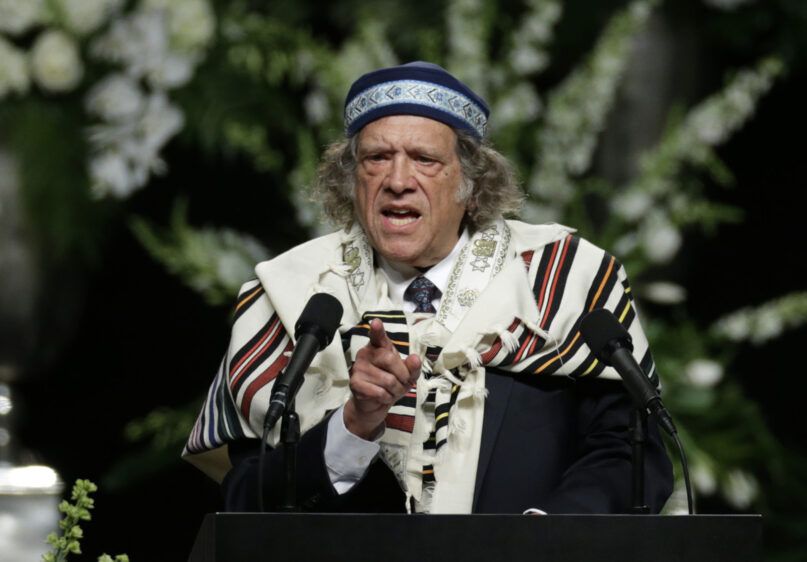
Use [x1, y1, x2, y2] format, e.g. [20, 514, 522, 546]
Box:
[387, 154, 414, 193]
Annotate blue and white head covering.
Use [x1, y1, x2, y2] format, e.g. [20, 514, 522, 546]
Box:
[344, 61, 489, 139]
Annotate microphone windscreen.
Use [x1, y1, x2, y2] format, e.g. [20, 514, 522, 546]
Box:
[580, 308, 632, 362]
[294, 293, 344, 347]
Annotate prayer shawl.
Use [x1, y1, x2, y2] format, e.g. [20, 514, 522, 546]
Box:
[183, 219, 659, 513]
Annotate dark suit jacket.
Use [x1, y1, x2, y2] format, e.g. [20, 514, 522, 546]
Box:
[221, 370, 673, 514]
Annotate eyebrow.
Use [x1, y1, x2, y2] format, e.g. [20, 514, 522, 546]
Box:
[358, 139, 445, 159]
[358, 145, 388, 156]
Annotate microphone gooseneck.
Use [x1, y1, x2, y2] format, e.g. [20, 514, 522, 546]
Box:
[580, 308, 694, 514]
[580, 308, 676, 436]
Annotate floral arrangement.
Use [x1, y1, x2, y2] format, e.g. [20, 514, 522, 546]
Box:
[2, 0, 806, 558]
[0, 0, 215, 198]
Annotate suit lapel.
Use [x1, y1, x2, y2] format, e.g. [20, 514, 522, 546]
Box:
[472, 369, 513, 511]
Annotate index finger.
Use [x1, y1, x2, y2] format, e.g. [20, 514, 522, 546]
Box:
[368, 318, 392, 349]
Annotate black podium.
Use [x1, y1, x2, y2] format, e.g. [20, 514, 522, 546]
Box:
[188, 513, 762, 561]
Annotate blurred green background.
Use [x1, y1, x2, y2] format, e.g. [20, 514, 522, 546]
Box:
[1, 0, 805, 560]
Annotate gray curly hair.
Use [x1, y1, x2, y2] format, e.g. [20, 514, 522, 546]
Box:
[309, 127, 524, 232]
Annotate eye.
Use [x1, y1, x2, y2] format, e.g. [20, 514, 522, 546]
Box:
[416, 155, 437, 164]
[365, 152, 388, 163]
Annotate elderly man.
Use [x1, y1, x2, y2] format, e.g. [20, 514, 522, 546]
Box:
[183, 62, 673, 514]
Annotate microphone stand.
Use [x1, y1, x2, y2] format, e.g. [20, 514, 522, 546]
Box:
[257, 398, 301, 513]
[280, 397, 300, 512]
[629, 408, 649, 514]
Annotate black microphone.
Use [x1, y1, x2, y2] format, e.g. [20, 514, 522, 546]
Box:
[263, 293, 343, 431]
[580, 308, 677, 436]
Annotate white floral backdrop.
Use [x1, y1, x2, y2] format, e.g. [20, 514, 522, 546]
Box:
[1, 0, 806, 558]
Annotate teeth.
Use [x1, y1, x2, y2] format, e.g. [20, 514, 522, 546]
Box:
[389, 216, 417, 226]
[383, 208, 419, 226]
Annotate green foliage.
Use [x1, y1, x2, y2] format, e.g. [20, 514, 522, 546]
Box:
[103, 402, 200, 489]
[129, 199, 271, 306]
[712, 291, 807, 345]
[528, 0, 659, 210]
[43, 479, 127, 562]
[0, 98, 112, 263]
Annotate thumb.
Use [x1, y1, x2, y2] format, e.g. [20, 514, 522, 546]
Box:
[404, 354, 422, 381]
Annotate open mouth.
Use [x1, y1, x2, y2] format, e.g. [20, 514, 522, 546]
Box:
[382, 208, 421, 226]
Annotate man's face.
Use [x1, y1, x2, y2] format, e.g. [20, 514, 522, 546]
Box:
[354, 115, 467, 268]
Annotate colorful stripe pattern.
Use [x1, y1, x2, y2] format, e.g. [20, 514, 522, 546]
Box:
[477, 235, 657, 383]
[185, 280, 292, 453]
[185, 234, 659, 460]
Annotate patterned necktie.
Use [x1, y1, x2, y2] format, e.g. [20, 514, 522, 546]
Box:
[404, 275, 440, 313]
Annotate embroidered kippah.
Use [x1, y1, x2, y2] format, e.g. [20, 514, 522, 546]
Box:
[344, 61, 489, 139]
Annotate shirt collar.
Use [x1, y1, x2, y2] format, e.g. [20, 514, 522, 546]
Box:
[378, 229, 469, 307]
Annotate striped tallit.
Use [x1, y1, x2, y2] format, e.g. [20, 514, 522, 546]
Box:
[183, 219, 659, 513]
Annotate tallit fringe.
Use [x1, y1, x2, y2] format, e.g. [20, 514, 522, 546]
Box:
[436, 366, 464, 387]
[521, 318, 552, 341]
[461, 346, 483, 370]
[497, 326, 521, 353]
[424, 374, 455, 392]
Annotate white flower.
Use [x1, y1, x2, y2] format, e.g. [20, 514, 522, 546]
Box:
[713, 311, 751, 341]
[215, 249, 256, 289]
[629, 0, 652, 19]
[91, 9, 197, 89]
[519, 200, 562, 225]
[86, 73, 144, 122]
[87, 92, 185, 198]
[146, 52, 194, 88]
[685, 359, 724, 388]
[751, 307, 784, 344]
[493, 83, 542, 127]
[29, 29, 84, 93]
[303, 90, 330, 125]
[611, 190, 654, 221]
[56, 0, 124, 35]
[511, 45, 548, 75]
[689, 106, 727, 145]
[89, 151, 133, 198]
[137, 92, 184, 153]
[531, 166, 574, 204]
[91, 10, 169, 77]
[0, 37, 30, 98]
[692, 462, 717, 495]
[723, 470, 758, 510]
[520, 12, 553, 43]
[612, 233, 638, 257]
[726, 84, 754, 115]
[0, 0, 44, 36]
[640, 214, 682, 264]
[141, 0, 216, 52]
[641, 281, 687, 305]
[662, 486, 691, 515]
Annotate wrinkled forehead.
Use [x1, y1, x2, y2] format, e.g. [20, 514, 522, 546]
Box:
[356, 115, 458, 152]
